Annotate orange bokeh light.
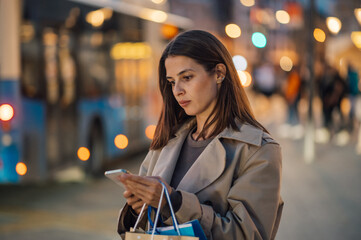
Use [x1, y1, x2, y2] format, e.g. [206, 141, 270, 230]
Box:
[313, 28, 326, 42]
[243, 71, 252, 87]
[161, 24, 178, 40]
[16, 162, 27, 176]
[114, 134, 128, 149]
[145, 125, 156, 140]
[237, 70, 252, 88]
[77, 147, 90, 161]
[0, 104, 14, 121]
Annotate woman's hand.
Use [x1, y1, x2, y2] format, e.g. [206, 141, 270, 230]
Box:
[123, 190, 145, 215]
[119, 174, 172, 210]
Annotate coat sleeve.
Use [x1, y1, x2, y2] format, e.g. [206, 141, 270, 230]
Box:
[168, 142, 283, 240]
[117, 150, 155, 236]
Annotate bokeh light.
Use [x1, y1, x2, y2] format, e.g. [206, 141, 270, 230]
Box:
[252, 32, 267, 48]
[326, 17, 342, 34]
[354, 8, 361, 25]
[237, 70, 252, 87]
[2, 134, 12, 146]
[86, 10, 105, 27]
[111, 42, 152, 60]
[351, 31, 361, 48]
[77, 147, 90, 161]
[150, 10, 167, 23]
[0, 104, 14, 121]
[280, 56, 293, 72]
[313, 28, 326, 42]
[240, 0, 255, 7]
[232, 55, 248, 71]
[145, 125, 156, 140]
[161, 24, 178, 40]
[151, 0, 165, 4]
[276, 10, 290, 24]
[225, 24, 241, 38]
[140, 9, 168, 23]
[16, 162, 27, 176]
[114, 134, 129, 149]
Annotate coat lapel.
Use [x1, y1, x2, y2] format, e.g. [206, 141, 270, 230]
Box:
[176, 138, 226, 193]
[151, 121, 263, 193]
[151, 126, 189, 184]
[175, 123, 263, 193]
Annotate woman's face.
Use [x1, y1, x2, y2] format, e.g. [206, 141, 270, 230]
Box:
[165, 56, 218, 120]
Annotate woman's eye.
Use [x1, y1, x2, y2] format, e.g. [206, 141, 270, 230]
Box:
[168, 81, 175, 86]
[183, 75, 192, 80]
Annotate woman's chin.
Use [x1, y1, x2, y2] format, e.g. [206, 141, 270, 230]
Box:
[183, 109, 196, 116]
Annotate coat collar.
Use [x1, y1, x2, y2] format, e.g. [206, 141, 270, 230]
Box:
[174, 118, 263, 146]
[152, 119, 264, 193]
[218, 123, 263, 147]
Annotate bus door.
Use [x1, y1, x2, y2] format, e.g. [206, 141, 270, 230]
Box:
[21, 0, 79, 178]
[43, 27, 78, 169]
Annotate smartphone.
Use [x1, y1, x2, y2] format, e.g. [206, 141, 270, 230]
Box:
[104, 169, 131, 188]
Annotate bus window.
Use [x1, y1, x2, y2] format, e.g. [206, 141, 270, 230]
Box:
[21, 21, 45, 99]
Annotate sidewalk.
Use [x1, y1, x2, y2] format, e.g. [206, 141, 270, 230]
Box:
[253, 93, 361, 239]
[274, 134, 361, 239]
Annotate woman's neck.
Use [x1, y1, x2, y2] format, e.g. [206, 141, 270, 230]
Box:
[192, 117, 216, 141]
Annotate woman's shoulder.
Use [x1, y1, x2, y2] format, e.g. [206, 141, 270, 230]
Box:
[219, 122, 279, 147]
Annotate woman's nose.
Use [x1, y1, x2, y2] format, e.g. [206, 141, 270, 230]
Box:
[173, 82, 185, 96]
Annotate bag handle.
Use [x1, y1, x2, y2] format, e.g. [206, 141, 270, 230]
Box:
[131, 181, 181, 237]
[150, 181, 181, 237]
[132, 203, 147, 231]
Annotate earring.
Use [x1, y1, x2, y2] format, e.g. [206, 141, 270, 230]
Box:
[217, 76, 225, 84]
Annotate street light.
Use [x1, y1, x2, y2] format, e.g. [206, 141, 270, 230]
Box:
[326, 17, 342, 34]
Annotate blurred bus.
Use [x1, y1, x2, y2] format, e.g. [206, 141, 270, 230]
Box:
[0, 0, 191, 183]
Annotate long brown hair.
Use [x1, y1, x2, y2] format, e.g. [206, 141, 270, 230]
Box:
[150, 30, 267, 150]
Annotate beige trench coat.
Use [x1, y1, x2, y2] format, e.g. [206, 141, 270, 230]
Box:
[118, 121, 283, 240]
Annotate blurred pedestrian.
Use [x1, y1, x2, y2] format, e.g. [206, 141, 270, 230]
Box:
[319, 64, 347, 135]
[283, 66, 301, 125]
[253, 62, 277, 97]
[116, 30, 283, 240]
[346, 64, 360, 131]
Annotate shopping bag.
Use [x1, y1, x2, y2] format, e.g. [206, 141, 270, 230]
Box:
[125, 232, 197, 240]
[147, 207, 206, 240]
[147, 219, 205, 240]
[125, 181, 206, 240]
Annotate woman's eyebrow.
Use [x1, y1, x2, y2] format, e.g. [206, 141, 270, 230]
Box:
[177, 68, 195, 76]
[166, 69, 195, 79]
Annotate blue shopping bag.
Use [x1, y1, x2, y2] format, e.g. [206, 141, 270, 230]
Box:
[148, 219, 207, 240]
[146, 182, 207, 240]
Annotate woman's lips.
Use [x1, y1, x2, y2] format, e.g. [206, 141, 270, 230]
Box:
[178, 100, 191, 107]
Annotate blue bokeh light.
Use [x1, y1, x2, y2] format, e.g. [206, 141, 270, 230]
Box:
[252, 32, 267, 48]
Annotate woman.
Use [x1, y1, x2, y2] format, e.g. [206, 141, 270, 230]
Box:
[117, 30, 283, 240]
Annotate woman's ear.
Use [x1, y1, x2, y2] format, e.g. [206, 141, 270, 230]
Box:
[215, 63, 227, 84]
